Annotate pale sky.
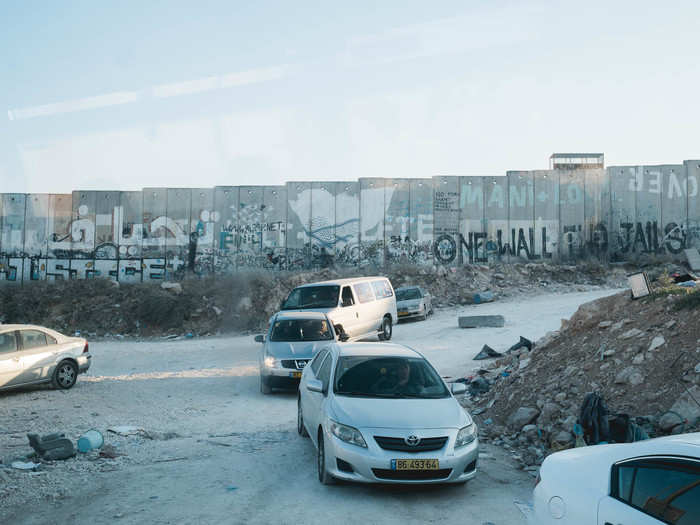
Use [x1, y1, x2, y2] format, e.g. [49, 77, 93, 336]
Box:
[2, 0, 700, 194]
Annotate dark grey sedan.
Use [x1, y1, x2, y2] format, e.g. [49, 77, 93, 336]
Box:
[255, 311, 340, 394]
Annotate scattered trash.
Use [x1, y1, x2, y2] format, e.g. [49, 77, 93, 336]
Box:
[27, 432, 76, 460]
[483, 418, 493, 425]
[678, 280, 697, 288]
[627, 271, 651, 299]
[507, 336, 533, 354]
[579, 393, 610, 445]
[185, 333, 194, 338]
[107, 426, 145, 437]
[472, 291, 495, 304]
[11, 461, 41, 470]
[77, 429, 105, 453]
[458, 315, 505, 328]
[474, 344, 503, 360]
[226, 485, 238, 492]
[468, 377, 491, 395]
[99, 444, 125, 459]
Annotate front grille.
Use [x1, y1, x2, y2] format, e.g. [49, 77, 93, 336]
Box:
[280, 359, 309, 370]
[372, 468, 452, 481]
[374, 436, 448, 452]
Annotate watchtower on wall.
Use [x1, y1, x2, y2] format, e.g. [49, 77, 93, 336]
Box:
[549, 153, 604, 170]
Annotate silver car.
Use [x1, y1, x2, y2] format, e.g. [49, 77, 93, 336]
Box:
[395, 286, 433, 321]
[0, 324, 92, 391]
[256, 311, 340, 394]
[297, 342, 478, 485]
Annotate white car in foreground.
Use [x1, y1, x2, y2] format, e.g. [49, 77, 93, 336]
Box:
[297, 342, 478, 484]
[533, 432, 700, 524]
[0, 324, 91, 391]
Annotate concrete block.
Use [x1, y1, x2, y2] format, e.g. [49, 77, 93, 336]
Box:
[458, 315, 505, 328]
[685, 248, 700, 271]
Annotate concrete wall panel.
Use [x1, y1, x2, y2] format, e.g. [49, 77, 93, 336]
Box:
[95, 191, 120, 260]
[433, 176, 460, 265]
[360, 178, 386, 268]
[117, 191, 144, 282]
[286, 182, 311, 270]
[583, 169, 610, 260]
[237, 186, 264, 269]
[686, 161, 700, 249]
[458, 177, 485, 264]
[635, 166, 664, 255]
[660, 165, 687, 256]
[609, 166, 638, 260]
[534, 170, 559, 261]
[334, 182, 360, 267]
[410, 179, 433, 265]
[213, 186, 237, 276]
[142, 188, 167, 280]
[262, 186, 287, 270]
[507, 171, 535, 261]
[385, 179, 411, 264]
[559, 170, 585, 260]
[189, 188, 215, 277]
[164, 188, 191, 279]
[22, 194, 49, 281]
[483, 176, 509, 262]
[0, 194, 26, 283]
[309, 182, 334, 269]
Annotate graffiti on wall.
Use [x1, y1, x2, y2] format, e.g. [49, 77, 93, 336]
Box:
[1, 161, 699, 283]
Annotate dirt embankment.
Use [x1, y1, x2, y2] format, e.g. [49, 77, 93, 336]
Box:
[468, 285, 700, 468]
[0, 262, 625, 338]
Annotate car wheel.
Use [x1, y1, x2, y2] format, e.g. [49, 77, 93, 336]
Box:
[297, 397, 309, 437]
[260, 376, 272, 395]
[52, 360, 78, 390]
[379, 316, 393, 341]
[419, 314, 427, 321]
[317, 430, 335, 485]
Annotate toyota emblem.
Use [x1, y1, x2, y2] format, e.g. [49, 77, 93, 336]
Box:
[404, 435, 421, 447]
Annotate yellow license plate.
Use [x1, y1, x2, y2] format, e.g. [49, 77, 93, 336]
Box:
[398, 312, 409, 317]
[392, 459, 439, 470]
[289, 371, 302, 378]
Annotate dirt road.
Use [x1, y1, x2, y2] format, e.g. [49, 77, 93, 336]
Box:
[1, 289, 616, 524]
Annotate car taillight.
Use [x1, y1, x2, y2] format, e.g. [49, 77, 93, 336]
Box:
[83, 341, 89, 354]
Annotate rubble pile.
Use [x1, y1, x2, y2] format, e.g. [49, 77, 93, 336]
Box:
[466, 287, 700, 468]
[0, 262, 626, 338]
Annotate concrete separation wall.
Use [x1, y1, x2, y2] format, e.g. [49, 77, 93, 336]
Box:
[2, 160, 699, 283]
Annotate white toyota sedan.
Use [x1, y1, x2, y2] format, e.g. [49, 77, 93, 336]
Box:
[297, 342, 478, 485]
[0, 324, 91, 392]
[533, 432, 700, 524]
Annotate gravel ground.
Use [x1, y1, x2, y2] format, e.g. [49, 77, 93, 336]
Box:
[0, 288, 617, 524]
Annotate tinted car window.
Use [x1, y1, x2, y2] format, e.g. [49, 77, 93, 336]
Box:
[281, 285, 340, 309]
[334, 356, 449, 398]
[614, 457, 700, 524]
[270, 319, 333, 341]
[310, 349, 328, 375]
[20, 330, 48, 350]
[371, 280, 393, 299]
[0, 332, 18, 353]
[396, 287, 421, 301]
[341, 286, 355, 306]
[353, 282, 375, 303]
[316, 354, 332, 392]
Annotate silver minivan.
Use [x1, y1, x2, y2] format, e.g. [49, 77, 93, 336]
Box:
[279, 277, 398, 342]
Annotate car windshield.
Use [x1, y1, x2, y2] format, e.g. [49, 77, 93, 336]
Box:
[281, 285, 340, 309]
[396, 288, 422, 301]
[270, 319, 333, 342]
[334, 356, 449, 398]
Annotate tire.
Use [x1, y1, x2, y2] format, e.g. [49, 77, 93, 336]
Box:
[379, 316, 392, 341]
[418, 314, 427, 321]
[317, 430, 335, 485]
[52, 360, 78, 390]
[297, 397, 309, 437]
[260, 376, 272, 395]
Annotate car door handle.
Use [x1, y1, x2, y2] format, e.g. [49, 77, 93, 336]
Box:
[356, 312, 359, 318]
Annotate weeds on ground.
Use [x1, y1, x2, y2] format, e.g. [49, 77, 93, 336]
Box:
[673, 289, 700, 310]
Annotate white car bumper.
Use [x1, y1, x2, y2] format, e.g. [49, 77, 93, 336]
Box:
[323, 426, 479, 484]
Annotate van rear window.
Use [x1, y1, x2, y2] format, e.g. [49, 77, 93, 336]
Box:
[371, 280, 393, 298]
[353, 282, 375, 303]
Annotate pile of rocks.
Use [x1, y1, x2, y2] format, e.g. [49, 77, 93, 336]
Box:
[462, 288, 700, 468]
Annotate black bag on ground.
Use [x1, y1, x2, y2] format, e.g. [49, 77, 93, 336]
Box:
[579, 393, 611, 445]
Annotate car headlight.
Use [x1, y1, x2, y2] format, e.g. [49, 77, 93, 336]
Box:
[455, 424, 477, 447]
[263, 356, 280, 368]
[330, 421, 367, 448]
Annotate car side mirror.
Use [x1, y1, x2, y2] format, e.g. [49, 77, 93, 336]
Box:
[254, 334, 265, 343]
[334, 325, 349, 342]
[450, 383, 467, 395]
[307, 379, 323, 393]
